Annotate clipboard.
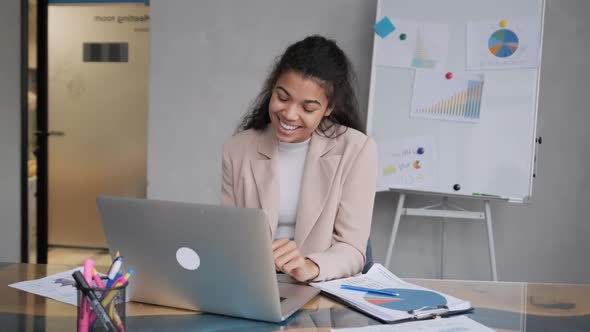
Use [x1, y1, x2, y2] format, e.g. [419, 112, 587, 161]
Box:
[311, 264, 473, 324]
[321, 291, 473, 324]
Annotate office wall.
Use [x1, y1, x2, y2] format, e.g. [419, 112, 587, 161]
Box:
[0, 0, 22, 262]
[148, 0, 590, 283]
[147, 0, 376, 204]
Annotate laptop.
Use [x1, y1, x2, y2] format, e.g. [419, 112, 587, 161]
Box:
[96, 195, 320, 323]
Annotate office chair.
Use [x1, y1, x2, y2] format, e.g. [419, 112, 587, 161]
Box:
[363, 239, 374, 274]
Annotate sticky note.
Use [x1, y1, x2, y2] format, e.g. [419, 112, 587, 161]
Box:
[383, 165, 397, 175]
[373, 17, 395, 38]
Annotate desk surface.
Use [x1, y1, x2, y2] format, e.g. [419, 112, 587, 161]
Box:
[1, 263, 589, 331]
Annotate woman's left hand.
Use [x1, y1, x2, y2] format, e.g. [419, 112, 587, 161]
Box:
[272, 238, 319, 282]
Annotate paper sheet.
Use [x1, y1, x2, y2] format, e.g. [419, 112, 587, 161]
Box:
[467, 17, 542, 70]
[411, 70, 485, 123]
[377, 136, 436, 191]
[9, 267, 84, 305]
[333, 315, 495, 332]
[375, 19, 449, 71]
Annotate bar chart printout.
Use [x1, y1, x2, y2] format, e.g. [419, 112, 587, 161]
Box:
[411, 70, 485, 123]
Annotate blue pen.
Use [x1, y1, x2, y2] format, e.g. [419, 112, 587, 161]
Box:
[105, 256, 123, 288]
[106, 272, 122, 289]
[340, 284, 400, 297]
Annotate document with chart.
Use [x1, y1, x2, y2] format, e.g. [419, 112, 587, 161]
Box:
[311, 264, 472, 323]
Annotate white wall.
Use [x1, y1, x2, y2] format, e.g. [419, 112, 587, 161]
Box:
[148, 0, 590, 283]
[0, 0, 22, 262]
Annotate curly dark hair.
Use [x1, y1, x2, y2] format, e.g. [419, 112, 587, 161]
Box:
[237, 35, 364, 136]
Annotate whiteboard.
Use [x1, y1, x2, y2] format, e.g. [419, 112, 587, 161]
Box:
[367, 0, 545, 203]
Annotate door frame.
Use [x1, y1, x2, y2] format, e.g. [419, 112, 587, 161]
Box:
[29, 0, 148, 262]
[35, 0, 49, 263]
[20, 0, 29, 263]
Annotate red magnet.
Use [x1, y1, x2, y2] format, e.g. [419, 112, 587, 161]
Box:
[445, 72, 453, 80]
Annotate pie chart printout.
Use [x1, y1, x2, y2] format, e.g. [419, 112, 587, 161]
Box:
[488, 29, 519, 58]
[363, 288, 448, 311]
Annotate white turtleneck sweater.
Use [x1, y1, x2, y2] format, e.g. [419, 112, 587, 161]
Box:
[274, 138, 310, 240]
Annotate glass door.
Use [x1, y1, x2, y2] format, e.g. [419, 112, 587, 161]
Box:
[47, 3, 149, 248]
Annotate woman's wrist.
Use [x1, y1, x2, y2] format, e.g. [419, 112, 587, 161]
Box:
[305, 258, 320, 281]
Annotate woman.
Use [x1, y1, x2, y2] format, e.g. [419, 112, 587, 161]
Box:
[222, 35, 377, 282]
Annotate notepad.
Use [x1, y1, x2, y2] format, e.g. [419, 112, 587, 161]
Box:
[311, 264, 472, 323]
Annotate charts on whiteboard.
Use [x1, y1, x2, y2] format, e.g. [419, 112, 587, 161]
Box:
[377, 135, 437, 192]
[369, 0, 544, 200]
[467, 17, 542, 70]
[374, 19, 450, 71]
[411, 70, 485, 123]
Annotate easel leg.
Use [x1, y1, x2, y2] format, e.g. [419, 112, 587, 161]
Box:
[385, 193, 405, 270]
[484, 200, 498, 281]
[440, 197, 448, 279]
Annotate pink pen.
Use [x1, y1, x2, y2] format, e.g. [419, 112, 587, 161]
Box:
[113, 269, 134, 287]
[88, 268, 106, 324]
[80, 259, 94, 332]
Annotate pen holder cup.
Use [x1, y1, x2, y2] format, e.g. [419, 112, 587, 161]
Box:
[76, 277, 127, 332]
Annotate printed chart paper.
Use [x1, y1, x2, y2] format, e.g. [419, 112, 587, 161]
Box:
[312, 264, 471, 323]
[9, 267, 83, 305]
[467, 17, 542, 70]
[8, 267, 115, 306]
[377, 136, 436, 191]
[375, 19, 449, 71]
[411, 70, 485, 123]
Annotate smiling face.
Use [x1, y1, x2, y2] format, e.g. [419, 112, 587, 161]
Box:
[268, 70, 333, 143]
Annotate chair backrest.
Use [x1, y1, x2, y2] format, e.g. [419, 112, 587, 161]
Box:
[362, 239, 374, 274]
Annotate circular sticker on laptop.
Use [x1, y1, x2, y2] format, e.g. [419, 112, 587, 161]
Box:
[176, 247, 200, 270]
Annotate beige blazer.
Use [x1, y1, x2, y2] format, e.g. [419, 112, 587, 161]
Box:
[222, 125, 377, 281]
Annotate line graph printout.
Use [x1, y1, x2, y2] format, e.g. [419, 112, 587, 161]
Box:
[411, 70, 485, 123]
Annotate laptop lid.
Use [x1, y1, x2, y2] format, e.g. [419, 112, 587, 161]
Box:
[97, 195, 285, 322]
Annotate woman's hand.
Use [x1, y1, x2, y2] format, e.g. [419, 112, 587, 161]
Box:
[272, 238, 319, 282]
